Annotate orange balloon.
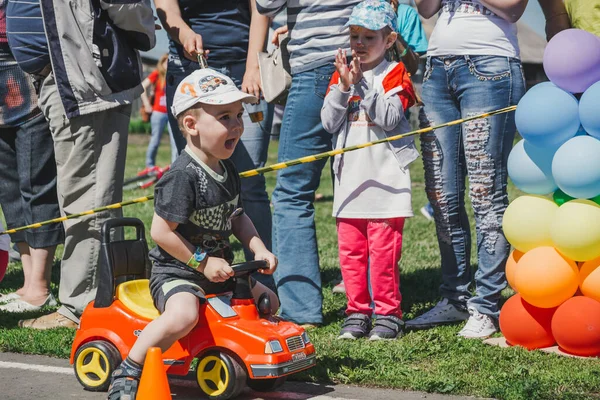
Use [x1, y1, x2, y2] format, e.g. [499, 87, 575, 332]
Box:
[506, 250, 524, 291]
[499, 294, 557, 349]
[552, 296, 600, 357]
[579, 257, 600, 302]
[514, 247, 579, 308]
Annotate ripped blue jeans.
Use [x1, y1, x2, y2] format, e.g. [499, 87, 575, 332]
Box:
[419, 56, 525, 318]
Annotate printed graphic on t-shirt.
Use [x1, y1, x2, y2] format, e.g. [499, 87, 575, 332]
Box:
[189, 196, 239, 232]
[441, 1, 494, 16]
[348, 96, 375, 127]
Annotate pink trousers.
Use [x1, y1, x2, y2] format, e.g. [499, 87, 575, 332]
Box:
[336, 217, 405, 318]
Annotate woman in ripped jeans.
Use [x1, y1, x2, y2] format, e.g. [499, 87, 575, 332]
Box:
[405, 0, 527, 338]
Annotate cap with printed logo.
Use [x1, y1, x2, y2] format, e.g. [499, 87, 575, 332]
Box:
[171, 68, 258, 117]
[345, 0, 397, 32]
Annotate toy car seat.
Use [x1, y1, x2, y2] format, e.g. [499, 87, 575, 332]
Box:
[94, 218, 157, 319]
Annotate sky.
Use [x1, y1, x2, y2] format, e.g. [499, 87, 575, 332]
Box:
[142, 1, 547, 61]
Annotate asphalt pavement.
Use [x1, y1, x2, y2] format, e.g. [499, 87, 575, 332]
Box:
[0, 352, 485, 400]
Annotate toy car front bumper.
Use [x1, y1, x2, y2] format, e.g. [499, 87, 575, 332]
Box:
[250, 353, 316, 377]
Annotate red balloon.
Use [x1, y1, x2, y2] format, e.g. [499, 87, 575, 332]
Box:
[552, 296, 600, 357]
[499, 294, 557, 349]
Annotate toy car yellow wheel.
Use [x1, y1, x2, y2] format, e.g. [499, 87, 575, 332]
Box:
[74, 340, 121, 391]
[247, 376, 286, 392]
[196, 351, 246, 400]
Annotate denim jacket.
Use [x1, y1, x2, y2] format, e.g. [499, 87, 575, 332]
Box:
[321, 60, 420, 177]
[39, 0, 155, 118]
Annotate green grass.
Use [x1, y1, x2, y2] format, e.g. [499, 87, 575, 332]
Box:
[1, 132, 600, 400]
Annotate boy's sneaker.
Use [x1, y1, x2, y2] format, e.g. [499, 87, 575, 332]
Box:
[420, 203, 434, 221]
[332, 280, 346, 294]
[458, 307, 498, 339]
[337, 313, 371, 340]
[405, 298, 469, 330]
[369, 315, 404, 340]
[107, 358, 143, 400]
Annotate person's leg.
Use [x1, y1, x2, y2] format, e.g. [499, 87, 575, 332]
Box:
[29, 73, 130, 325]
[271, 64, 336, 325]
[145, 111, 165, 168]
[368, 218, 404, 318]
[227, 64, 272, 251]
[405, 57, 470, 329]
[128, 292, 200, 363]
[0, 126, 28, 296]
[166, 56, 190, 154]
[216, 63, 274, 288]
[337, 218, 371, 316]
[13, 113, 62, 306]
[167, 121, 178, 164]
[108, 292, 200, 399]
[458, 56, 526, 323]
[336, 218, 372, 340]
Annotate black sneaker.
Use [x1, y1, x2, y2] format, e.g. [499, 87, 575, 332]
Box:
[107, 358, 143, 400]
[337, 313, 372, 340]
[368, 315, 404, 340]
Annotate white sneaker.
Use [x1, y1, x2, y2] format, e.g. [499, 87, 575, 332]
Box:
[0, 292, 21, 304]
[458, 307, 498, 339]
[0, 294, 57, 312]
[405, 298, 469, 329]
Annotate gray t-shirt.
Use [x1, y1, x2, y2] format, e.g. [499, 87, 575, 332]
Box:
[148, 147, 243, 268]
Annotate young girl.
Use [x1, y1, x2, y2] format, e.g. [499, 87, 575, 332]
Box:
[140, 53, 178, 171]
[321, 0, 419, 340]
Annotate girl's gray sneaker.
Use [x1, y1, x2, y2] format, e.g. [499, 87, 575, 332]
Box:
[337, 313, 372, 340]
[368, 315, 404, 340]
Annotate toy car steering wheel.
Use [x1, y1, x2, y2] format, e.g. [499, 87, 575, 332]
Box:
[231, 260, 269, 277]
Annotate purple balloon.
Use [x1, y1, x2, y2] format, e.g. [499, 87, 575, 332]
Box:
[543, 29, 600, 94]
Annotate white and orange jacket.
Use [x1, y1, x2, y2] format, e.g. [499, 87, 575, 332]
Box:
[321, 60, 419, 176]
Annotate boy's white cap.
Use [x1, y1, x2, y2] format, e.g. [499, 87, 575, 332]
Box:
[171, 68, 258, 117]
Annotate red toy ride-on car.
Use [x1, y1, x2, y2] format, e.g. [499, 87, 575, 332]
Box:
[70, 218, 316, 399]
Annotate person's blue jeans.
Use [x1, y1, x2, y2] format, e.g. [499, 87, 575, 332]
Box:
[419, 55, 525, 318]
[166, 59, 273, 288]
[146, 111, 177, 167]
[0, 113, 64, 247]
[272, 63, 336, 324]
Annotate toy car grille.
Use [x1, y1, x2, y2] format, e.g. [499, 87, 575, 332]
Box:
[286, 335, 305, 351]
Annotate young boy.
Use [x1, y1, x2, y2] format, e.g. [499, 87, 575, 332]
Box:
[108, 68, 279, 399]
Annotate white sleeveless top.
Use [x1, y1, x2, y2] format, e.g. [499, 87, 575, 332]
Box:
[427, 0, 520, 58]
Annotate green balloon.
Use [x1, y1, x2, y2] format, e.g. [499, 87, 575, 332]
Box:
[553, 189, 600, 206]
[553, 189, 574, 206]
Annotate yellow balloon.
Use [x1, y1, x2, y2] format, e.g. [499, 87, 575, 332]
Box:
[551, 200, 600, 261]
[502, 195, 558, 252]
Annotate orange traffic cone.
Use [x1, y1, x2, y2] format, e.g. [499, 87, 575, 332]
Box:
[137, 347, 172, 400]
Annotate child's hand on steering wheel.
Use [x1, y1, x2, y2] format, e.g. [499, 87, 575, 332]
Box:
[202, 257, 234, 282]
[254, 251, 278, 275]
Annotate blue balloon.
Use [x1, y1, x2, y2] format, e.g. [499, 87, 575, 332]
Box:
[552, 136, 600, 199]
[515, 85, 580, 148]
[508, 139, 558, 194]
[580, 81, 600, 140]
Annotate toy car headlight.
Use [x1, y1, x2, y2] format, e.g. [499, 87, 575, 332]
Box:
[302, 331, 311, 344]
[264, 340, 283, 354]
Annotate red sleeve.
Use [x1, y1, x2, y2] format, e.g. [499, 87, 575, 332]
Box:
[382, 63, 416, 111]
[147, 69, 158, 83]
[326, 71, 341, 96]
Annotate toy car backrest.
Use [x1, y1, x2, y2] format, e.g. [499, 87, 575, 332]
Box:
[95, 218, 151, 308]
